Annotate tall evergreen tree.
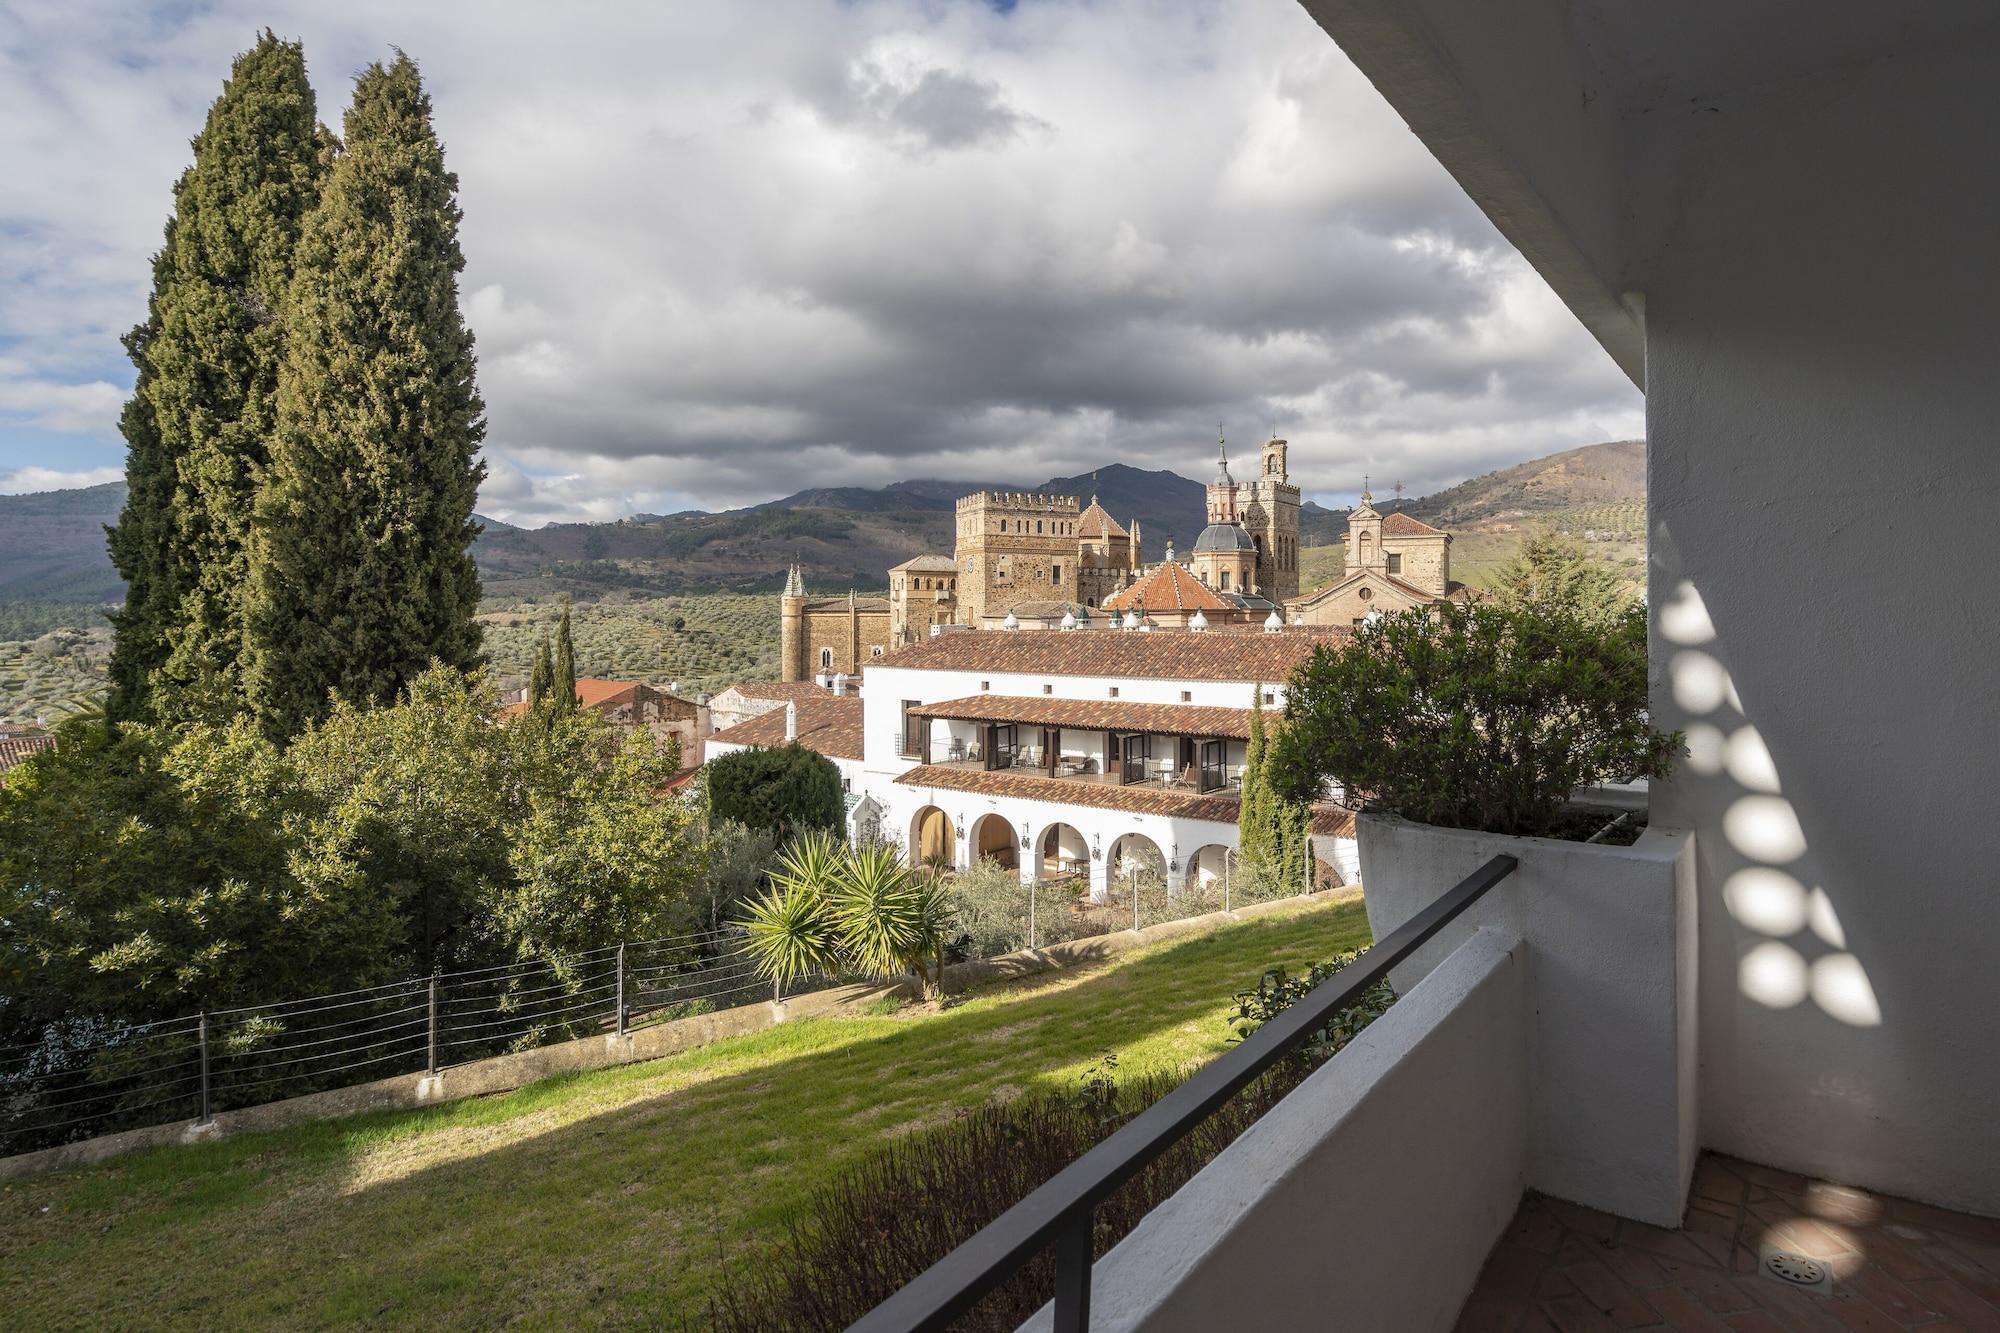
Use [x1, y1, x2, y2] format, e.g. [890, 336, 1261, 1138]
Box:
[104, 249, 175, 723]
[1492, 529, 1631, 629]
[552, 599, 578, 714]
[1238, 686, 1311, 893]
[528, 635, 554, 709]
[106, 34, 326, 723]
[245, 54, 486, 737]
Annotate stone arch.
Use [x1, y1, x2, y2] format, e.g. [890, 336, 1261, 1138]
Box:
[911, 805, 955, 869]
[972, 812, 1018, 871]
[1034, 821, 1089, 880]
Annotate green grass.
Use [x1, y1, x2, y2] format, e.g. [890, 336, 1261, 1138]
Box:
[0, 895, 1370, 1330]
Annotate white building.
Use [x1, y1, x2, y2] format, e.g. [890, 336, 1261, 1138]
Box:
[703, 691, 870, 838]
[858, 626, 1357, 899]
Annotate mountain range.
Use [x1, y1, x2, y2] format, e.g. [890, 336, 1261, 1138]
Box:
[0, 441, 1644, 619]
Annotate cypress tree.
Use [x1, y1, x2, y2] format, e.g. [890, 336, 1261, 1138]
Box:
[528, 635, 554, 709]
[104, 248, 175, 723]
[1238, 685, 1273, 870]
[245, 53, 486, 737]
[552, 600, 578, 714]
[107, 34, 326, 723]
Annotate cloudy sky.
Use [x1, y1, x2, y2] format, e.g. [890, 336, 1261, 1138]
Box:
[0, 0, 1641, 526]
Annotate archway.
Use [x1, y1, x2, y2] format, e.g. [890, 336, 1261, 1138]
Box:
[1035, 822, 1089, 880]
[1189, 843, 1233, 892]
[911, 806, 955, 869]
[973, 813, 1018, 871]
[1109, 832, 1165, 884]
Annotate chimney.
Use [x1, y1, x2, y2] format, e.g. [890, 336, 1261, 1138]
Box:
[833, 673, 848, 696]
[785, 701, 798, 741]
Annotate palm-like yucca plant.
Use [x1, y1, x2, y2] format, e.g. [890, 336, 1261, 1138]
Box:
[833, 842, 925, 981]
[740, 831, 845, 1002]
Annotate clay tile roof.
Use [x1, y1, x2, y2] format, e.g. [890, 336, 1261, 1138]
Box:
[911, 695, 1256, 739]
[878, 625, 1346, 682]
[706, 693, 863, 761]
[1310, 806, 1357, 838]
[723, 679, 853, 703]
[1076, 500, 1127, 539]
[1381, 512, 1446, 537]
[1102, 562, 1232, 613]
[0, 734, 56, 777]
[897, 764, 1244, 822]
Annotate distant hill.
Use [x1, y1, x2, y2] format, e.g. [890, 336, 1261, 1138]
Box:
[0, 441, 1643, 620]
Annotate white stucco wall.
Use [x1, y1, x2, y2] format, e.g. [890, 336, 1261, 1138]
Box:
[1359, 815, 1697, 1228]
[1024, 928, 1530, 1333]
[1636, 40, 2000, 1213]
[1302, 2, 2000, 1216]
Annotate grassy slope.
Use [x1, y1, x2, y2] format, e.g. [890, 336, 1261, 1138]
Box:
[0, 896, 1371, 1330]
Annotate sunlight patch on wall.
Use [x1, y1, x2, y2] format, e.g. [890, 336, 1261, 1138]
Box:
[1670, 580, 1882, 1028]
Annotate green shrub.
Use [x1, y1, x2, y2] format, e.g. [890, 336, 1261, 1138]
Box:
[703, 1057, 1322, 1332]
[1228, 950, 1395, 1062]
[707, 743, 844, 841]
[1270, 599, 1679, 837]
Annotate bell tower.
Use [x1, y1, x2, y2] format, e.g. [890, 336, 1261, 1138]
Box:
[1245, 436, 1301, 600]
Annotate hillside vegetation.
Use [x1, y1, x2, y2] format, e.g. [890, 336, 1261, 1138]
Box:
[1298, 441, 1646, 597]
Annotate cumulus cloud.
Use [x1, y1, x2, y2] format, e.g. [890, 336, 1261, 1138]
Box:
[0, 0, 1641, 527]
[0, 465, 125, 495]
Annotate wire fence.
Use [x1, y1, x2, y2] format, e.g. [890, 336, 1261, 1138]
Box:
[1, 861, 1336, 1161]
[0, 926, 775, 1159]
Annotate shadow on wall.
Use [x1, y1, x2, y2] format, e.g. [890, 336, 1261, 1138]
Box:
[1659, 578, 1881, 1028]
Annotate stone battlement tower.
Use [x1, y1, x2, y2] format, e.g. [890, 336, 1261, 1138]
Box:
[955, 492, 1083, 626]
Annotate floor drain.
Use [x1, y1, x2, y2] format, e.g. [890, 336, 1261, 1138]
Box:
[1763, 1251, 1830, 1291]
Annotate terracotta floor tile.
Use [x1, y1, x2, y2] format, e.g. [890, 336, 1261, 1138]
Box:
[1722, 1313, 1791, 1333]
[1563, 1259, 1662, 1328]
[1644, 1284, 1735, 1330]
[1544, 1294, 1621, 1333]
[1838, 1260, 1945, 1325]
[1600, 1243, 1674, 1291]
[1458, 1162, 2000, 1333]
[1901, 1280, 2000, 1333]
[1457, 1296, 1530, 1333]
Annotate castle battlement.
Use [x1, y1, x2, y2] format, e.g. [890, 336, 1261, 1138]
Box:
[956, 491, 1081, 511]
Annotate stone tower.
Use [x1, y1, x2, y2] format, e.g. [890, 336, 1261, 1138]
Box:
[778, 562, 808, 681]
[1075, 492, 1141, 609]
[1192, 442, 1259, 595]
[1346, 483, 1385, 574]
[955, 491, 1083, 625]
[1240, 437, 1301, 601]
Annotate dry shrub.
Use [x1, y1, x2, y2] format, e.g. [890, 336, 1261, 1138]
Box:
[702, 1055, 1321, 1332]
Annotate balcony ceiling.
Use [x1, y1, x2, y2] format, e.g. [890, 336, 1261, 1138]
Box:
[1572, 1, 2000, 115]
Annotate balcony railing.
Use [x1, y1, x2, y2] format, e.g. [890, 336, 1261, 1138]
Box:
[847, 853, 1519, 1332]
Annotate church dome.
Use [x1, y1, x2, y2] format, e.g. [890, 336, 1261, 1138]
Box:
[1193, 521, 1256, 553]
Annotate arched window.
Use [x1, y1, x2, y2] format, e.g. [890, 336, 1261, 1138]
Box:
[820, 647, 833, 669]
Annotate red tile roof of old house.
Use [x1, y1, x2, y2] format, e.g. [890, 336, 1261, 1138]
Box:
[876, 625, 1347, 682]
[0, 734, 57, 778]
[1381, 511, 1447, 537]
[706, 693, 864, 761]
[1101, 562, 1232, 613]
[910, 694, 1255, 739]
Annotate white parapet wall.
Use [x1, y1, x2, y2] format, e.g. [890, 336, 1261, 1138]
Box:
[1024, 928, 1531, 1333]
[1359, 814, 1698, 1228]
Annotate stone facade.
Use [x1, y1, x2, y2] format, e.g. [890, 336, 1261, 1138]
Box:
[779, 565, 894, 682]
[890, 554, 962, 646]
[1242, 437, 1303, 602]
[955, 491, 1084, 627]
[1288, 490, 1460, 627]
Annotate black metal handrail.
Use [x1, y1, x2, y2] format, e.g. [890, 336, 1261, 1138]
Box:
[847, 853, 1519, 1333]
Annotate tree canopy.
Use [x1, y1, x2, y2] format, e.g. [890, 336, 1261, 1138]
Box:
[707, 744, 845, 843]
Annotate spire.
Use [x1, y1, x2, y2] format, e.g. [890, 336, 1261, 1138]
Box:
[1213, 427, 1234, 487]
[1361, 473, 1372, 506]
[783, 563, 804, 597]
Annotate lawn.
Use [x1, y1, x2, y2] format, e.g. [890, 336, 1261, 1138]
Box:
[0, 894, 1371, 1330]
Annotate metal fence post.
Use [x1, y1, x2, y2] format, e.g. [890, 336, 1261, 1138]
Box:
[1132, 870, 1140, 934]
[1029, 879, 1037, 951]
[197, 1011, 212, 1125]
[1224, 850, 1231, 913]
[427, 974, 439, 1076]
[615, 942, 627, 1038]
